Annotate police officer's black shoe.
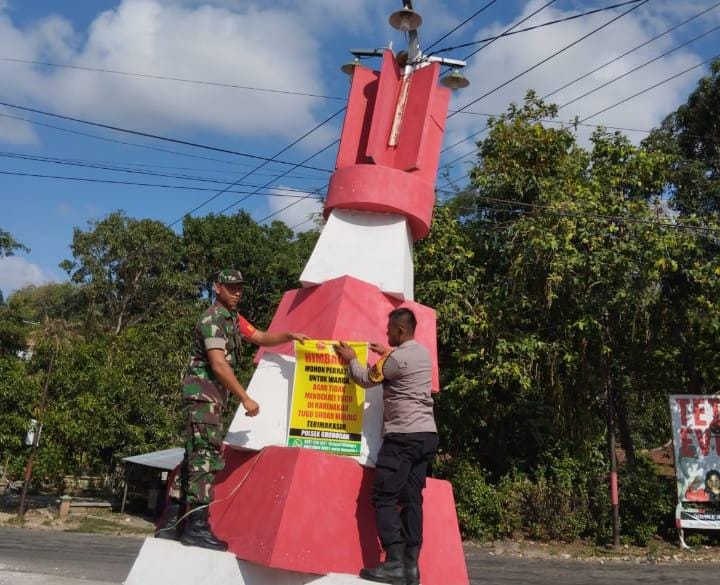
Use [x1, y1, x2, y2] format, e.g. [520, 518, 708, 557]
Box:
[179, 506, 228, 551]
[359, 543, 407, 584]
[154, 500, 184, 540]
[404, 544, 420, 585]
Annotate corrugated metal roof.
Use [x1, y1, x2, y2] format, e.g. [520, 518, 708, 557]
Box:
[122, 447, 184, 470]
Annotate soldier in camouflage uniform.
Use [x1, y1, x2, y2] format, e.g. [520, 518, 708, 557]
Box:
[155, 268, 308, 550]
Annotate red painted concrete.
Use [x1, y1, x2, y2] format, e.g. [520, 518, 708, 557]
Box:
[254, 275, 439, 391]
[210, 446, 469, 585]
[324, 164, 435, 240]
[331, 51, 452, 239]
[335, 65, 378, 168]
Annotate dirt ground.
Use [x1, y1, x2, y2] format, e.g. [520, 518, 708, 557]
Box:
[0, 491, 155, 537]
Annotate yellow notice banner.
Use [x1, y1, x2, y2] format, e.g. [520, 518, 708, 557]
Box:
[288, 340, 368, 456]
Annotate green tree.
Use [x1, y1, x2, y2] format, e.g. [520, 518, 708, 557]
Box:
[432, 93, 681, 474]
[645, 59, 720, 216]
[0, 227, 29, 257]
[182, 212, 318, 328]
[60, 211, 196, 337]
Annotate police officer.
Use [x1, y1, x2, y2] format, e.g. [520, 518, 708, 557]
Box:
[335, 308, 438, 585]
[156, 269, 308, 550]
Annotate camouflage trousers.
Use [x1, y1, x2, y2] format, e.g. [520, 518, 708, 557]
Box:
[169, 400, 225, 505]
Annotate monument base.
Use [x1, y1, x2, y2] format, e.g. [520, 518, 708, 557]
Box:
[207, 446, 469, 585]
[124, 538, 377, 585]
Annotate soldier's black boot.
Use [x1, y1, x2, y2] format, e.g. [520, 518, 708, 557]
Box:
[359, 542, 407, 584]
[179, 505, 228, 551]
[404, 544, 420, 585]
[154, 499, 184, 540]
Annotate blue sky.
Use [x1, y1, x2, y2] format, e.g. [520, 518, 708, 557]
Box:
[0, 0, 719, 296]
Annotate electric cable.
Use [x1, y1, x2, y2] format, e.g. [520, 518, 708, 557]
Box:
[542, 0, 720, 100]
[459, 0, 560, 63]
[0, 100, 334, 174]
[448, 0, 650, 119]
[213, 140, 338, 217]
[437, 190, 720, 235]
[0, 151, 325, 190]
[167, 108, 344, 226]
[0, 169, 325, 198]
[255, 181, 328, 225]
[577, 53, 720, 123]
[558, 23, 720, 110]
[428, 0, 646, 56]
[0, 56, 345, 101]
[424, 1, 498, 52]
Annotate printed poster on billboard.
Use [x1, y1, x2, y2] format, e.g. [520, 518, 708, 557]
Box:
[287, 339, 368, 456]
[669, 394, 720, 530]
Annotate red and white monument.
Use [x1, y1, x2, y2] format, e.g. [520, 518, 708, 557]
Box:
[127, 3, 471, 584]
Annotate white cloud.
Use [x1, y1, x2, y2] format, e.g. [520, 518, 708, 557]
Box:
[55, 202, 72, 216]
[0, 107, 39, 144]
[0, 0, 338, 143]
[441, 0, 715, 169]
[262, 186, 323, 229]
[0, 255, 52, 294]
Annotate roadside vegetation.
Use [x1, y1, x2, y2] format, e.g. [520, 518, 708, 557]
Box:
[1, 60, 719, 547]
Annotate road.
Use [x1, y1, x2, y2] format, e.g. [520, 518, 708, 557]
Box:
[0, 526, 717, 584]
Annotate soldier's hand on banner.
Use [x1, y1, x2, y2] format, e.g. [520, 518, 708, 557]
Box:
[242, 397, 260, 417]
[369, 342, 389, 355]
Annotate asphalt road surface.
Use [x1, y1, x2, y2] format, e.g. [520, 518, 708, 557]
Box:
[0, 526, 718, 584]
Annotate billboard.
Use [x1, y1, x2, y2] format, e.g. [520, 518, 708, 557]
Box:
[669, 394, 720, 530]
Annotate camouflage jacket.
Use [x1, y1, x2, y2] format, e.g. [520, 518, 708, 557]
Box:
[182, 303, 256, 404]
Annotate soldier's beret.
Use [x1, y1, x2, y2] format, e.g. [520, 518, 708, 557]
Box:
[215, 269, 245, 284]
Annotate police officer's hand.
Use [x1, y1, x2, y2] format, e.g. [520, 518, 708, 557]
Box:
[333, 341, 357, 363]
[369, 342, 389, 355]
[289, 332, 310, 344]
[242, 397, 260, 417]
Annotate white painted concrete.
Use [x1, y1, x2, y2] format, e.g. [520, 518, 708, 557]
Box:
[308, 575, 379, 584]
[299, 209, 414, 301]
[124, 539, 378, 585]
[224, 353, 295, 452]
[124, 538, 315, 585]
[224, 353, 384, 467]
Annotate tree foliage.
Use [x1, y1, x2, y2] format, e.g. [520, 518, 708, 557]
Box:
[0, 227, 29, 258]
[2, 64, 720, 545]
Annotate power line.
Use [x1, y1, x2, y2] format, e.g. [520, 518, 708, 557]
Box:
[0, 151, 326, 192]
[440, 0, 655, 157]
[214, 141, 338, 217]
[167, 107, 345, 226]
[542, 0, 720, 100]
[429, 0, 646, 56]
[579, 53, 719, 123]
[0, 148, 325, 181]
[424, 1, 498, 52]
[460, 0, 560, 63]
[0, 169, 325, 198]
[448, 0, 650, 120]
[0, 56, 345, 101]
[0, 111, 300, 171]
[437, 190, 720, 235]
[438, 53, 719, 197]
[256, 182, 329, 225]
[0, 100, 334, 174]
[558, 23, 720, 110]
[289, 216, 318, 231]
[453, 110, 717, 142]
